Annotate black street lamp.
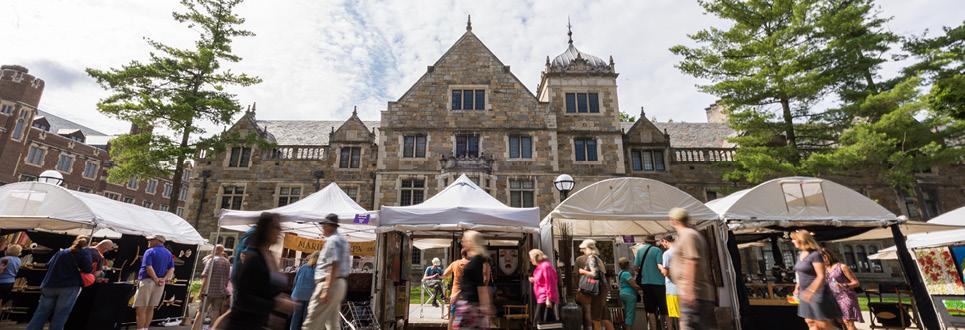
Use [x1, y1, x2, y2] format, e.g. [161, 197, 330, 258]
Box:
[554, 174, 574, 202]
[38, 170, 64, 186]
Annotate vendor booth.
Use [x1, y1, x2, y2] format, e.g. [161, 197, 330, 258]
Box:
[0, 181, 205, 329]
[867, 206, 965, 329]
[538, 177, 742, 328]
[707, 176, 950, 330]
[214, 182, 379, 329]
[377, 174, 540, 329]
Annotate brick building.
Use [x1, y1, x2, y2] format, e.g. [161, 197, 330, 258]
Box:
[184, 25, 965, 282]
[0, 64, 186, 215]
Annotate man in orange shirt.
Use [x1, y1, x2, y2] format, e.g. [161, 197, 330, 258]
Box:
[443, 248, 469, 329]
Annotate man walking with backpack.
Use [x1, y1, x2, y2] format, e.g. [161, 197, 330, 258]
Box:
[634, 235, 666, 330]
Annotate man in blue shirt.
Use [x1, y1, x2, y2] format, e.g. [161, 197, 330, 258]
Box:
[133, 235, 174, 330]
[635, 235, 667, 330]
[303, 214, 352, 330]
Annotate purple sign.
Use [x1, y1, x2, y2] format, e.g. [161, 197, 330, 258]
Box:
[622, 235, 635, 244]
[354, 214, 370, 225]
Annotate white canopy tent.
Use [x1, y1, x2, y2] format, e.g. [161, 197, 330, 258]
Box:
[540, 177, 720, 237]
[707, 177, 953, 329]
[380, 174, 540, 233]
[0, 181, 205, 245]
[220, 182, 378, 226]
[869, 206, 965, 260]
[538, 177, 741, 326]
[707, 177, 900, 229]
[219, 183, 377, 242]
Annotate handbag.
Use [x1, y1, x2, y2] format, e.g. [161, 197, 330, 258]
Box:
[578, 256, 602, 296]
[71, 249, 96, 287]
[536, 305, 563, 329]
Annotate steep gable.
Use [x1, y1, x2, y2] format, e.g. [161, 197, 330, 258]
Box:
[624, 115, 669, 146]
[392, 30, 538, 109]
[330, 108, 375, 143]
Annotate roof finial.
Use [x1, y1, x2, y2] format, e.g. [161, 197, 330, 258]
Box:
[467, 15, 472, 32]
[352, 105, 358, 116]
[567, 17, 573, 45]
[640, 106, 646, 118]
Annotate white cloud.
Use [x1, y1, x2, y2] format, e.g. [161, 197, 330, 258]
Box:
[1, 0, 960, 135]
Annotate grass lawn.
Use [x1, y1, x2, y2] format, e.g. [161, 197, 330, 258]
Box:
[857, 295, 913, 311]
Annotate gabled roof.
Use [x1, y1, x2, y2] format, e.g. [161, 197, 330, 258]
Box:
[395, 29, 537, 102]
[257, 120, 380, 145]
[621, 121, 736, 148]
[37, 110, 107, 137]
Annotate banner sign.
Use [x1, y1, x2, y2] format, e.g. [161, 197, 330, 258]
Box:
[623, 235, 635, 244]
[354, 213, 370, 225]
[283, 233, 376, 256]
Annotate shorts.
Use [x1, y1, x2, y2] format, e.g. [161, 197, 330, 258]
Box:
[641, 284, 667, 314]
[0, 283, 13, 301]
[132, 279, 165, 307]
[666, 294, 680, 318]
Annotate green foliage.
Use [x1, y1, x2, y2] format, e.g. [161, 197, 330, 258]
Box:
[805, 77, 965, 190]
[903, 21, 965, 120]
[674, 0, 909, 185]
[619, 112, 637, 122]
[86, 0, 262, 210]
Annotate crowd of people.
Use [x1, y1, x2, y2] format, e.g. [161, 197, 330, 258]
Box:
[1, 207, 869, 330]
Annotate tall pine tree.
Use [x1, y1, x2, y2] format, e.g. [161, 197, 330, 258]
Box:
[673, 0, 899, 183]
[87, 0, 261, 212]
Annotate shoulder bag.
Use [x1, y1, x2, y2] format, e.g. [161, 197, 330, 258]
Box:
[578, 256, 602, 296]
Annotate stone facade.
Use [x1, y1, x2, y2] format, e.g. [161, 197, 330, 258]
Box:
[0, 64, 186, 213]
[184, 26, 965, 281]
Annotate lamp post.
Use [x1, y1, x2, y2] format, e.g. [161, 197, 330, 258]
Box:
[38, 170, 64, 186]
[554, 174, 574, 202]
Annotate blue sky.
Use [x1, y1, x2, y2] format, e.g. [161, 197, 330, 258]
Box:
[2, 0, 962, 135]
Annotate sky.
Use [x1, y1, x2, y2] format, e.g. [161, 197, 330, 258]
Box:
[2, 0, 962, 136]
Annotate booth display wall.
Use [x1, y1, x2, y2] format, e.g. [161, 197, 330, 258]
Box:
[1, 231, 197, 328]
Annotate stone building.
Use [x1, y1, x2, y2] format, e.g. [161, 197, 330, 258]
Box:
[184, 24, 965, 282]
[0, 64, 186, 214]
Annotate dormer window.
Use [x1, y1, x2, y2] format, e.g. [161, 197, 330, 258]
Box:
[227, 146, 251, 167]
[32, 120, 49, 132]
[631, 149, 665, 172]
[451, 89, 486, 111]
[565, 92, 600, 113]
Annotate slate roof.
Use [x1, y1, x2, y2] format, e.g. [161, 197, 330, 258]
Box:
[260, 119, 732, 149]
[621, 122, 736, 148]
[257, 120, 380, 145]
[37, 110, 108, 137]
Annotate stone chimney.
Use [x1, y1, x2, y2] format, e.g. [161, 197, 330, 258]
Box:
[705, 102, 728, 123]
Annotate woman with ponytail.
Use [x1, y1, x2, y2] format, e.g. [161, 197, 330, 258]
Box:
[26, 235, 93, 330]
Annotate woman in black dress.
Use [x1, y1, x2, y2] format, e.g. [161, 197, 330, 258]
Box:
[452, 230, 493, 330]
[221, 212, 294, 329]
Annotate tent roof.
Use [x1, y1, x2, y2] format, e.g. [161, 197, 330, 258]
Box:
[380, 174, 540, 232]
[543, 177, 719, 236]
[868, 206, 965, 260]
[219, 182, 377, 226]
[0, 182, 205, 245]
[706, 177, 898, 229]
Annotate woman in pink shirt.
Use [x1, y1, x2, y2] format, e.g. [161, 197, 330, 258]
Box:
[528, 249, 560, 324]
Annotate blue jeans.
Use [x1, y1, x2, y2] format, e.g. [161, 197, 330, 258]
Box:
[26, 286, 82, 330]
[290, 300, 309, 330]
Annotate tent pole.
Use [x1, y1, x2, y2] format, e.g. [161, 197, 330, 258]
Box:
[195, 219, 223, 329]
[890, 224, 939, 329]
